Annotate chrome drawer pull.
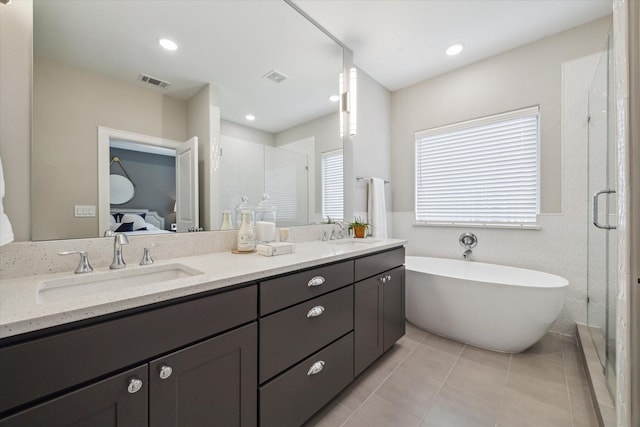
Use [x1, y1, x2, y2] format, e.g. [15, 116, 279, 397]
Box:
[308, 276, 326, 287]
[307, 360, 325, 376]
[307, 305, 325, 318]
[159, 365, 173, 380]
[127, 378, 143, 394]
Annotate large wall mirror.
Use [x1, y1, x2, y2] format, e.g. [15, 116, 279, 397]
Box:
[31, 0, 344, 240]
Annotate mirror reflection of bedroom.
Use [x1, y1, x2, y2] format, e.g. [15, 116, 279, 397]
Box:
[109, 141, 176, 235]
[104, 131, 199, 236]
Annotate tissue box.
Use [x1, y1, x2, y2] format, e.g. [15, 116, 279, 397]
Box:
[256, 242, 295, 257]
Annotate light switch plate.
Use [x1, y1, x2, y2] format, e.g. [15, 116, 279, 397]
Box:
[75, 205, 96, 217]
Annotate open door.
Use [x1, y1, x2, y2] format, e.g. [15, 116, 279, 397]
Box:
[176, 137, 199, 232]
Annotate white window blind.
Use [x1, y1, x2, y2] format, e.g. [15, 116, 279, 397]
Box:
[322, 149, 344, 221]
[265, 165, 297, 222]
[415, 106, 539, 225]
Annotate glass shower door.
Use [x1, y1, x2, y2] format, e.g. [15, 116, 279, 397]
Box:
[586, 33, 617, 396]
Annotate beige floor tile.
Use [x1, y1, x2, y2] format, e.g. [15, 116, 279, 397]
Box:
[509, 352, 566, 385]
[420, 384, 500, 427]
[570, 390, 599, 427]
[422, 333, 465, 356]
[339, 351, 401, 411]
[460, 345, 511, 371]
[497, 389, 572, 427]
[443, 357, 507, 404]
[504, 372, 570, 412]
[525, 332, 564, 363]
[303, 400, 353, 427]
[374, 363, 444, 419]
[372, 336, 459, 418]
[343, 394, 422, 427]
[405, 321, 432, 343]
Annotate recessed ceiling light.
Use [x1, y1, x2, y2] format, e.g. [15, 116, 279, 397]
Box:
[446, 43, 464, 56]
[159, 38, 178, 51]
[245, 114, 256, 121]
[329, 95, 340, 102]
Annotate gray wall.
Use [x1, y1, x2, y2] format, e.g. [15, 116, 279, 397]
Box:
[110, 148, 176, 230]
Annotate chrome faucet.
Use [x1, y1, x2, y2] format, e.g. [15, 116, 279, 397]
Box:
[58, 250, 93, 274]
[459, 232, 478, 260]
[110, 233, 129, 269]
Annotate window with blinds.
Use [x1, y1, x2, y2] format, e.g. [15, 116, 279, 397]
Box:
[415, 106, 539, 226]
[321, 149, 344, 222]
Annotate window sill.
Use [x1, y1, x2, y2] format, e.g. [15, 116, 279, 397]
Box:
[412, 221, 541, 230]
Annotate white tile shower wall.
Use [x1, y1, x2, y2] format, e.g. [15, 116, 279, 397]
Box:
[391, 53, 600, 336]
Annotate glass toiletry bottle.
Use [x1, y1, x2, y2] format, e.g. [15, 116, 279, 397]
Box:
[237, 210, 256, 252]
[220, 210, 233, 230]
[235, 196, 254, 230]
[255, 193, 277, 242]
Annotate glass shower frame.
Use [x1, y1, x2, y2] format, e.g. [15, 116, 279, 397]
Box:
[586, 32, 617, 397]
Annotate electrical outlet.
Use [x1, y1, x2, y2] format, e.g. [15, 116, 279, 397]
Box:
[75, 205, 96, 217]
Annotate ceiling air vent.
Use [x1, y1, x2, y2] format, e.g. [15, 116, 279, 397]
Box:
[138, 73, 171, 88]
[263, 69, 289, 84]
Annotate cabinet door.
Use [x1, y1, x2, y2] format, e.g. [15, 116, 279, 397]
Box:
[149, 322, 257, 427]
[383, 266, 406, 351]
[354, 275, 384, 376]
[0, 365, 148, 427]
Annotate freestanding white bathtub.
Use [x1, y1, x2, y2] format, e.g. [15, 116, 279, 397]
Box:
[405, 256, 568, 353]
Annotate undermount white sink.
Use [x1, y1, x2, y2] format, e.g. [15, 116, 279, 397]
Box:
[326, 238, 380, 245]
[37, 263, 204, 304]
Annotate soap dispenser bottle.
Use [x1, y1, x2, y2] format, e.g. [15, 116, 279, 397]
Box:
[220, 210, 233, 230]
[237, 210, 256, 252]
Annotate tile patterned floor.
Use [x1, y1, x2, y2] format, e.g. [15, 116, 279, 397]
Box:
[304, 322, 598, 427]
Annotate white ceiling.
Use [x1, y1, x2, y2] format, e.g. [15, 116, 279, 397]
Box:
[34, 1, 612, 134]
[294, 0, 613, 91]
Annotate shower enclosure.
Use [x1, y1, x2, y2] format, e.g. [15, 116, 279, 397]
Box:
[587, 32, 617, 397]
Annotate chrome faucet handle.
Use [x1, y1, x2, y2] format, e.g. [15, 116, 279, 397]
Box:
[329, 229, 337, 240]
[58, 250, 94, 274]
[110, 233, 129, 269]
[321, 231, 328, 241]
[140, 245, 155, 265]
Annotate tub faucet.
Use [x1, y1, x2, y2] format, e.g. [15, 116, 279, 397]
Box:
[459, 232, 477, 260]
[110, 233, 129, 269]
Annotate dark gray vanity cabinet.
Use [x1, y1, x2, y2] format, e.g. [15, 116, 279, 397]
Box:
[258, 260, 356, 427]
[354, 248, 406, 376]
[0, 245, 406, 427]
[0, 365, 149, 427]
[149, 322, 257, 427]
[0, 285, 258, 427]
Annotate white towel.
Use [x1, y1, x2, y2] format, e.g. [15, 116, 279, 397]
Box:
[367, 177, 387, 239]
[0, 156, 15, 246]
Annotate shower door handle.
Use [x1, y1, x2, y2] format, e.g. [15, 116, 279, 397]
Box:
[592, 189, 616, 230]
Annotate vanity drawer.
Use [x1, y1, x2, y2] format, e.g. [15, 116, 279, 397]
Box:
[0, 285, 257, 414]
[260, 332, 353, 427]
[260, 260, 354, 315]
[355, 247, 405, 282]
[260, 285, 353, 383]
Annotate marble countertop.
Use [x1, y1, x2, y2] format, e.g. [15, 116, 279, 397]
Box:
[0, 239, 406, 339]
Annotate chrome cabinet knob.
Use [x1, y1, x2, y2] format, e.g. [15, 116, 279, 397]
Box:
[127, 378, 143, 394]
[308, 276, 326, 287]
[159, 365, 173, 380]
[307, 305, 325, 318]
[307, 360, 325, 376]
[379, 276, 386, 284]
